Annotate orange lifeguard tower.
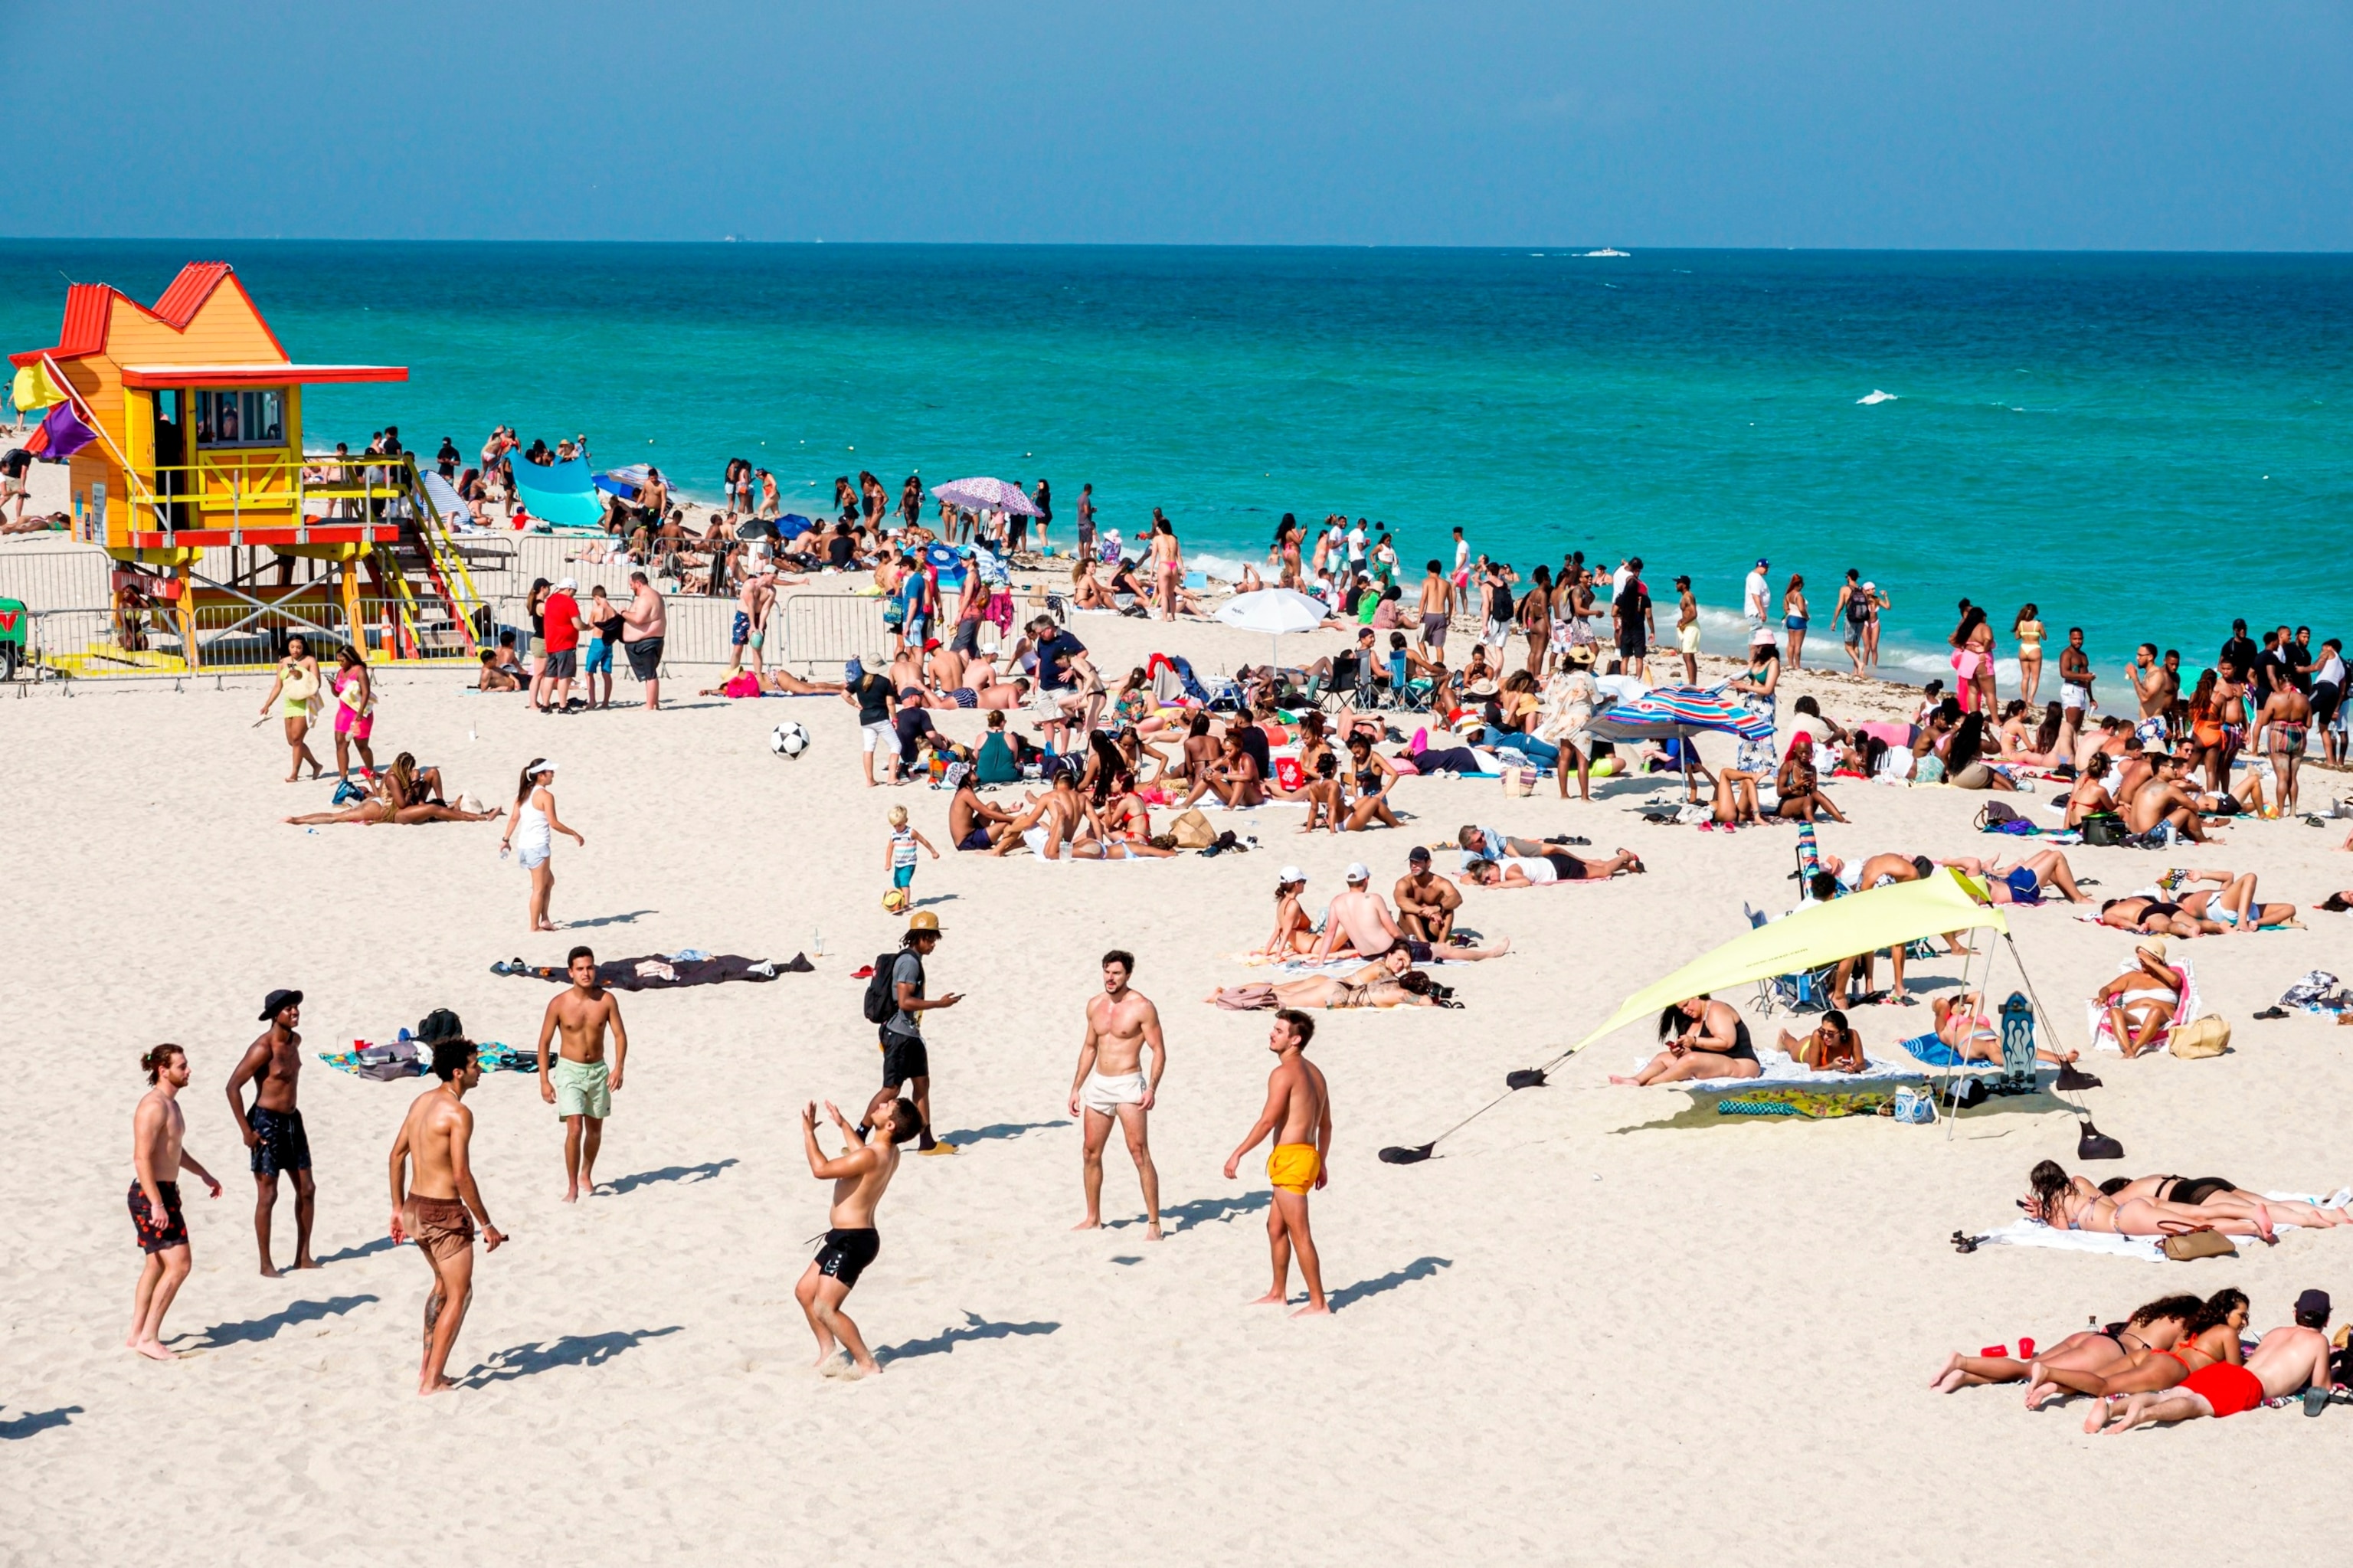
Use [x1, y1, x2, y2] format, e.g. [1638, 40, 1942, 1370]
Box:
[9, 263, 486, 672]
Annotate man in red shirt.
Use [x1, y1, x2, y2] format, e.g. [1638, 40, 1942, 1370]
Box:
[542, 578, 584, 712]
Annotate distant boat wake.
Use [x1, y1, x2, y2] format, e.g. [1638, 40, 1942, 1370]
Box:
[1857, 389, 1899, 405]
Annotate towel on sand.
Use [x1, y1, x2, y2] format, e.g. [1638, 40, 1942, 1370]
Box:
[1976, 1188, 2351, 1262]
[506, 953, 813, 991]
[1636, 1047, 1926, 1088]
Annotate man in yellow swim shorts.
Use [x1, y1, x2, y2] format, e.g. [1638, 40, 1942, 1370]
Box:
[1224, 1008, 1333, 1317]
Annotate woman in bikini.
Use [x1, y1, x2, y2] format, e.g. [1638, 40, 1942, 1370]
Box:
[2024, 1163, 2278, 1242]
[2091, 942, 2185, 1057]
[1778, 1009, 1865, 1072]
[2079, 1289, 2250, 1432]
[258, 633, 326, 782]
[2097, 895, 2214, 941]
[2093, 1170, 2351, 1229]
[1931, 990, 2002, 1064]
[2012, 604, 2045, 707]
[2064, 751, 2118, 827]
[1069, 558, 1116, 610]
[1206, 948, 1451, 1011]
[1774, 735, 1847, 822]
[284, 755, 496, 827]
[1930, 1293, 2202, 1398]
[1255, 871, 1328, 960]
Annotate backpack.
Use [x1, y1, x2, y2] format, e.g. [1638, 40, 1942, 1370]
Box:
[862, 950, 916, 1025]
[2080, 813, 2128, 847]
[416, 1007, 466, 1043]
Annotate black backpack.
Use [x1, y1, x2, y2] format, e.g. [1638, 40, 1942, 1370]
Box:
[862, 950, 916, 1025]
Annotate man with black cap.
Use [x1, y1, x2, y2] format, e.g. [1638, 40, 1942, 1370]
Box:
[225, 989, 316, 1276]
[1393, 846, 1461, 944]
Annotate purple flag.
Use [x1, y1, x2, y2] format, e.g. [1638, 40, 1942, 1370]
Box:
[30, 398, 96, 460]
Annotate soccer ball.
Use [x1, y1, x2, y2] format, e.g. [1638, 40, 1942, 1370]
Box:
[769, 722, 810, 758]
[882, 887, 911, 914]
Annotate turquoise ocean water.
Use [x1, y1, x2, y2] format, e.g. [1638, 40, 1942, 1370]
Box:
[5, 241, 2346, 680]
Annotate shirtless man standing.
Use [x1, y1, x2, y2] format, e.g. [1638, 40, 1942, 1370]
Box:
[795, 1095, 919, 1378]
[1415, 559, 1455, 657]
[1069, 949, 1167, 1239]
[535, 945, 630, 1202]
[1393, 846, 1461, 942]
[128, 1045, 223, 1361]
[225, 988, 317, 1277]
[388, 1038, 507, 1396]
[1224, 1010, 1333, 1318]
[2129, 643, 2178, 750]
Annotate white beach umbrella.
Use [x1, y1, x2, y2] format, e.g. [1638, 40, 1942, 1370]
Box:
[1215, 587, 1330, 666]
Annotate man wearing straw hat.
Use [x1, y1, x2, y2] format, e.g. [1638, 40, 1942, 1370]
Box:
[879, 912, 961, 1155]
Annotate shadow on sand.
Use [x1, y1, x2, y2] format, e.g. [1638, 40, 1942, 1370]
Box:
[874, 1312, 1059, 1366]
[0, 1405, 83, 1440]
[462, 1325, 683, 1386]
[1328, 1255, 1453, 1312]
[189, 1294, 379, 1348]
[603, 1158, 739, 1195]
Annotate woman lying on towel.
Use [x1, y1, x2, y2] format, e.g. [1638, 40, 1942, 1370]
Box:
[1206, 948, 1455, 1010]
[2091, 1170, 2352, 1229]
[1608, 996, 1762, 1085]
[1929, 1292, 2204, 1399]
[1456, 847, 1643, 887]
[2021, 1160, 2288, 1241]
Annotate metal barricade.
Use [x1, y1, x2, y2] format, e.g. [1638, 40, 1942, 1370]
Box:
[780, 593, 891, 675]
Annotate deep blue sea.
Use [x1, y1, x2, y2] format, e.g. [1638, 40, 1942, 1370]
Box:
[6, 241, 2347, 679]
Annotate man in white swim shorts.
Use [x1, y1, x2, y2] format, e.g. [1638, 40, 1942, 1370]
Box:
[1069, 949, 1167, 1239]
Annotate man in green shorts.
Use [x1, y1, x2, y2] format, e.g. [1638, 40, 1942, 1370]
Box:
[535, 945, 630, 1202]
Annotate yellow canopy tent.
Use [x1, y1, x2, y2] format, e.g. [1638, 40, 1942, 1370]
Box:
[1380, 868, 2017, 1164]
[1572, 868, 2008, 1050]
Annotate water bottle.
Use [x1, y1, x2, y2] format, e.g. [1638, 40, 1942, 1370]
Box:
[813, 927, 825, 957]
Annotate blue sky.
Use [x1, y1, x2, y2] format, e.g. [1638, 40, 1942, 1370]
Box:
[12, 1, 2349, 247]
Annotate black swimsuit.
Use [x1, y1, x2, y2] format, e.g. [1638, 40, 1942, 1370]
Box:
[1721, 1016, 1759, 1063]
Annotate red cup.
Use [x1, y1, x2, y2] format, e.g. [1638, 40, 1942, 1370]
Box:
[1979, 1344, 2008, 1358]
[2018, 1337, 2037, 1359]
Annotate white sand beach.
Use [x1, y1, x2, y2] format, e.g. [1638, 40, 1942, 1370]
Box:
[5, 556, 2353, 1565]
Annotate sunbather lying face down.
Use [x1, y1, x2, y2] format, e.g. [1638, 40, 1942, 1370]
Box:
[1456, 848, 1643, 887]
[2021, 1160, 2293, 1241]
[1203, 950, 1456, 1010]
[1929, 1292, 2201, 1401]
[2093, 1171, 2352, 1229]
[2087, 1311, 2336, 1432]
[2097, 895, 2220, 939]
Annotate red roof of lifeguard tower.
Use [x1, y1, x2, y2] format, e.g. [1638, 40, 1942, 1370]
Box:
[11, 262, 404, 386]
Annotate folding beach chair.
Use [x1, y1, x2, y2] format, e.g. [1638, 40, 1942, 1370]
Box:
[1744, 904, 1837, 1019]
[1385, 650, 1433, 713]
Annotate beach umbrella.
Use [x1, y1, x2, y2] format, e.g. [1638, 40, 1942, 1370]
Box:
[1586, 684, 1772, 794]
[1214, 587, 1328, 666]
[931, 476, 1040, 516]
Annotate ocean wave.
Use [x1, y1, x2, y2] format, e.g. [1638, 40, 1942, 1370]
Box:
[1857, 390, 1898, 405]
[1187, 550, 1258, 580]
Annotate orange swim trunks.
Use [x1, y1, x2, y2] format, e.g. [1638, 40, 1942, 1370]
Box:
[1267, 1143, 1321, 1194]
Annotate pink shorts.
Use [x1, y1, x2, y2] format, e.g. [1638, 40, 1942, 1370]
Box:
[335, 708, 372, 739]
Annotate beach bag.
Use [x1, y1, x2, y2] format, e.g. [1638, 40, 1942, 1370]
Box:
[862, 951, 915, 1025]
[415, 1007, 466, 1044]
[1169, 809, 1218, 850]
[1274, 757, 1307, 791]
[1974, 800, 2024, 830]
[2169, 1016, 2230, 1059]
[1500, 766, 1537, 797]
[2161, 1229, 2236, 1261]
[2080, 813, 2128, 846]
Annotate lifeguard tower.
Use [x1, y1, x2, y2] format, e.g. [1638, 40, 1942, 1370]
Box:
[8, 263, 487, 672]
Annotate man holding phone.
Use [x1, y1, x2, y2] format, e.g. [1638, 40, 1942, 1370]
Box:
[882, 912, 961, 1155]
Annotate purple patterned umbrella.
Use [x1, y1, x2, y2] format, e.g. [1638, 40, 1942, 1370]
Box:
[930, 476, 1040, 517]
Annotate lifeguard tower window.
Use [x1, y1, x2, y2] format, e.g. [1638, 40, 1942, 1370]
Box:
[193, 388, 286, 448]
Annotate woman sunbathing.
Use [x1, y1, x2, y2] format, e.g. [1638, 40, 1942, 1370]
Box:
[2094, 1170, 2351, 1229]
[1931, 990, 2001, 1063]
[1458, 848, 1643, 887]
[285, 755, 496, 827]
[1069, 560, 1117, 610]
[1298, 753, 1402, 833]
[2156, 868, 2297, 932]
[2093, 942, 2183, 1057]
[1779, 1009, 1865, 1072]
[2064, 752, 2118, 827]
[1206, 948, 1454, 1010]
[1255, 870, 1335, 959]
[2023, 1161, 2279, 1241]
[1929, 1292, 2202, 1398]
[2074, 1289, 2250, 1431]
[1610, 996, 1762, 1085]
[1936, 849, 2089, 905]
[2097, 895, 2219, 940]
[1705, 767, 1764, 829]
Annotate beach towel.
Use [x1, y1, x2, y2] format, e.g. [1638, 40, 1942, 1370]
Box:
[1638, 1047, 1926, 1088]
[1711, 1086, 1897, 1118]
[1975, 1188, 2351, 1262]
[2084, 955, 2201, 1053]
[502, 953, 811, 991]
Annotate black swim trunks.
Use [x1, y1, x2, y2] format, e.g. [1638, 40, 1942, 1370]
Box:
[129, 1179, 188, 1253]
[2166, 1176, 2238, 1207]
[881, 1028, 929, 1085]
[956, 826, 993, 852]
[247, 1106, 313, 1177]
[624, 636, 663, 681]
[814, 1226, 881, 1290]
